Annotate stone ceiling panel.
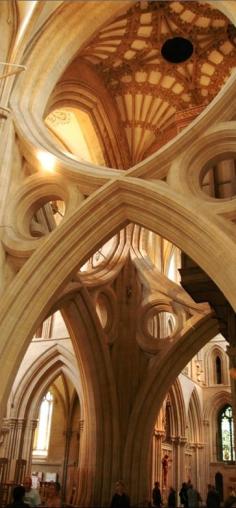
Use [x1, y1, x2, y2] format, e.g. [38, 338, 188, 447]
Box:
[77, 1, 236, 164]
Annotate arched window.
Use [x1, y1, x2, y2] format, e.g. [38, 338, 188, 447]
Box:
[218, 405, 235, 462]
[216, 356, 222, 384]
[33, 391, 53, 457]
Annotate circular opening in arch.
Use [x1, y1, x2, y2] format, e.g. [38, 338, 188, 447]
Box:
[161, 37, 193, 64]
[30, 199, 65, 237]
[201, 159, 236, 200]
[147, 311, 176, 339]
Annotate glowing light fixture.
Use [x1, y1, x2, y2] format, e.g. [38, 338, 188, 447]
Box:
[37, 151, 56, 172]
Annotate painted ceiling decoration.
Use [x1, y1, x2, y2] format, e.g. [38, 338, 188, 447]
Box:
[75, 1, 236, 164]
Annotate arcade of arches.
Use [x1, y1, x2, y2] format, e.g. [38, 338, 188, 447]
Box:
[1, 1, 236, 506]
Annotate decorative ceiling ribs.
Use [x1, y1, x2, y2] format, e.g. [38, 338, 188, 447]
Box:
[80, 1, 236, 164]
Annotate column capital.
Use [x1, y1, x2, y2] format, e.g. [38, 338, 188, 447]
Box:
[8, 418, 18, 428]
[172, 436, 187, 446]
[16, 419, 26, 430]
[154, 430, 165, 439]
[29, 419, 38, 430]
[194, 442, 204, 449]
[79, 419, 84, 432]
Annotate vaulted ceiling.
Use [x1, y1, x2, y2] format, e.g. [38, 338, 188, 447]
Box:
[46, 1, 236, 167]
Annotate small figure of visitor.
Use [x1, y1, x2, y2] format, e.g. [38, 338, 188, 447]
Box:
[224, 486, 236, 508]
[179, 482, 189, 508]
[110, 480, 130, 508]
[152, 481, 162, 508]
[7, 485, 29, 507]
[45, 482, 62, 507]
[206, 484, 220, 508]
[168, 487, 176, 508]
[23, 476, 41, 507]
[187, 483, 201, 508]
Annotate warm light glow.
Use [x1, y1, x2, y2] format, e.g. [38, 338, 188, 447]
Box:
[230, 368, 236, 379]
[37, 151, 56, 172]
[45, 107, 105, 165]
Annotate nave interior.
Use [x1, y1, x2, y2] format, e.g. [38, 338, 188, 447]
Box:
[0, 1, 236, 507]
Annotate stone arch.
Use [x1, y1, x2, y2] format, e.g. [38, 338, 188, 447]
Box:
[204, 345, 229, 386]
[61, 288, 120, 506]
[2, 343, 82, 482]
[1, 1, 236, 506]
[9, 344, 81, 420]
[0, 172, 234, 503]
[1, 1, 236, 505]
[187, 388, 203, 445]
[122, 313, 217, 502]
[0, 177, 234, 414]
[204, 390, 231, 462]
[10, 1, 236, 191]
[168, 121, 236, 203]
[47, 59, 130, 169]
[169, 378, 187, 438]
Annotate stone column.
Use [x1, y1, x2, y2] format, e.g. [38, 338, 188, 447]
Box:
[152, 430, 165, 485]
[189, 444, 196, 486]
[203, 420, 210, 500]
[22, 419, 38, 475]
[0, 418, 10, 457]
[75, 419, 85, 505]
[4, 418, 26, 480]
[62, 428, 73, 498]
[172, 437, 187, 492]
[195, 444, 204, 494]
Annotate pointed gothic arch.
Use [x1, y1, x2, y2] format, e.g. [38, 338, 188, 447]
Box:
[169, 378, 187, 438]
[9, 343, 82, 421]
[187, 388, 203, 445]
[204, 391, 232, 462]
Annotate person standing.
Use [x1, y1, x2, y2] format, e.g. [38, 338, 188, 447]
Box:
[168, 487, 176, 508]
[179, 483, 188, 508]
[206, 484, 220, 508]
[187, 484, 201, 508]
[23, 477, 41, 507]
[45, 482, 62, 507]
[7, 485, 29, 507]
[110, 481, 130, 508]
[224, 486, 236, 508]
[152, 481, 162, 508]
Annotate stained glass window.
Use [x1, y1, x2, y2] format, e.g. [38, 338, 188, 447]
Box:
[33, 391, 53, 457]
[219, 405, 235, 461]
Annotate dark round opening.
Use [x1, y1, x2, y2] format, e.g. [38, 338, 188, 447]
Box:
[161, 37, 193, 64]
